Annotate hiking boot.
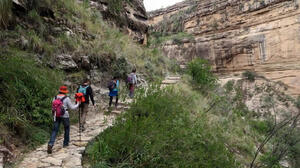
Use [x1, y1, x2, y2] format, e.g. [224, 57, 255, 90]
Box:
[63, 144, 69, 148]
[47, 144, 53, 154]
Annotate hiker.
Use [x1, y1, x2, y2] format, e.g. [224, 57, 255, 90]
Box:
[48, 86, 80, 154]
[128, 69, 137, 98]
[77, 79, 95, 132]
[108, 76, 119, 108]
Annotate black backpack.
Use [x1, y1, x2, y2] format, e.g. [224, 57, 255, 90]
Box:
[107, 81, 116, 91]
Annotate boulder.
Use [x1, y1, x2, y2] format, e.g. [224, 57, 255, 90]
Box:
[81, 56, 91, 70]
[56, 54, 78, 70]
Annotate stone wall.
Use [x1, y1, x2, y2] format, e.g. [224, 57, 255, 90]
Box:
[149, 0, 300, 96]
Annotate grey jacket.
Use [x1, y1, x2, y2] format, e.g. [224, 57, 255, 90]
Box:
[130, 73, 138, 85]
[53, 95, 79, 118]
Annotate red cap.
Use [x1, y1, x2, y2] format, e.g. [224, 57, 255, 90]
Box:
[59, 86, 69, 94]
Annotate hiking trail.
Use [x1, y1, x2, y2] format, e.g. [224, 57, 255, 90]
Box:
[16, 76, 181, 168]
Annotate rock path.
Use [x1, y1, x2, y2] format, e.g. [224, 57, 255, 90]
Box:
[16, 76, 181, 168]
[17, 107, 118, 168]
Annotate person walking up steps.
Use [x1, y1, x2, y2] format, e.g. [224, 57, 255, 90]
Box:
[77, 79, 95, 132]
[128, 69, 137, 98]
[108, 77, 119, 108]
[48, 86, 80, 154]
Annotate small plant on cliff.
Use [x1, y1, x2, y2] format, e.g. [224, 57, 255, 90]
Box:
[242, 70, 257, 82]
[187, 58, 217, 92]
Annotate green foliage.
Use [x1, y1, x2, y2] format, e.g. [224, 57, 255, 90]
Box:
[0, 0, 12, 29]
[86, 86, 238, 168]
[148, 31, 194, 47]
[187, 58, 217, 91]
[250, 120, 270, 134]
[224, 80, 235, 93]
[242, 71, 257, 82]
[295, 96, 300, 109]
[107, 0, 128, 14]
[0, 50, 63, 145]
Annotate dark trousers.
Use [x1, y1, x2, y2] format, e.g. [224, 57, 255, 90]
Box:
[79, 103, 89, 127]
[129, 84, 135, 98]
[109, 96, 118, 107]
[48, 117, 70, 146]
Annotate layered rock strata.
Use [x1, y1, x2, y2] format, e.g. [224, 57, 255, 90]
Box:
[149, 0, 300, 96]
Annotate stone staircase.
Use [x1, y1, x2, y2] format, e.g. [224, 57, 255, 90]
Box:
[161, 76, 181, 88]
[15, 76, 181, 168]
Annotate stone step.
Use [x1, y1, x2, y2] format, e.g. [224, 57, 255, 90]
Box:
[180, 64, 187, 69]
[111, 110, 122, 114]
[162, 80, 178, 84]
[166, 76, 181, 80]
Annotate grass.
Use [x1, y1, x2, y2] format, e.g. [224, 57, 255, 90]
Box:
[0, 49, 63, 148]
[148, 31, 194, 47]
[0, 0, 12, 29]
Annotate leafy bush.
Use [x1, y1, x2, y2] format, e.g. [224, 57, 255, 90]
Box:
[86, 86, 238, 168]
[0, 50, 63, 145]
[187, 58, 217, 91]
[224, 80, 235, 93]
[250, 120, 270, 134]
[242, 71, 257, 82]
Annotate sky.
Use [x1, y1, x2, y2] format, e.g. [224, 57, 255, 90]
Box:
[144, 0, 184, 11]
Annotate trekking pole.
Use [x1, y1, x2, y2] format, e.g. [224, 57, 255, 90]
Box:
[79, 106, 81, 143]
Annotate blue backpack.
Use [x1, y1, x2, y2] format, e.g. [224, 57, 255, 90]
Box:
[78, 85, 89, 95]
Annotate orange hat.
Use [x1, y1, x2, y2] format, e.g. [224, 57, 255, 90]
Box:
[59, 86, 69, 94]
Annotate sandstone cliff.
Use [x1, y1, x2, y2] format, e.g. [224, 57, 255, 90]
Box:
[149, 0, 300, 96]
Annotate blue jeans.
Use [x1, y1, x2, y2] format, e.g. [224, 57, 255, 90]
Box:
[48, 117, 70, 146]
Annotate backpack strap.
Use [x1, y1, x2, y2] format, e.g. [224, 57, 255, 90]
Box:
[61, 96, 68, 102]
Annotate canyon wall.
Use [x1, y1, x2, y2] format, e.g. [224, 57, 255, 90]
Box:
[149, 0, 300, 96]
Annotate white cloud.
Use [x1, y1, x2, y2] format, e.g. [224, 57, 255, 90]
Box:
[144, 0, 184, 11]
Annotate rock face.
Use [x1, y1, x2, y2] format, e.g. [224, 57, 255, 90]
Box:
[149, 0, 300, 96]
[90, 0, 148, 44]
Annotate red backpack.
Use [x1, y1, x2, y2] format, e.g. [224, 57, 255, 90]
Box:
[52, 96, 67, 118]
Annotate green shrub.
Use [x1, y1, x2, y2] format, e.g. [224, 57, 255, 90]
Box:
[187, 58, 217, 91]
[86, 86, 238, 168]
[0, 50, 63, 145]
[242, 71, 256, 82]
[224, 80, 235, 93]
[250, 120, 270, 134]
